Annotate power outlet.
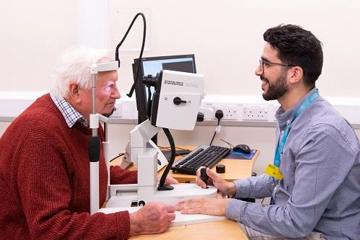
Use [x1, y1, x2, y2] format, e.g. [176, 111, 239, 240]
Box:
[223, 106, 238, 120]
[215, 105, 238, 120]
[242, 106, 269, 121]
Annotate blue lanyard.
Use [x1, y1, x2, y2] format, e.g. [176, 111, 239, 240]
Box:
[273, 90, 319, 167]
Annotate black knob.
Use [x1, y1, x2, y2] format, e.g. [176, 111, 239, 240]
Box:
[173, 97, 187, 105]
[216, 164, 225, 173]
[197, 112, 204, 122]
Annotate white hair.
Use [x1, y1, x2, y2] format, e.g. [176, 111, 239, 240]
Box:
[51, 46, 113, 97]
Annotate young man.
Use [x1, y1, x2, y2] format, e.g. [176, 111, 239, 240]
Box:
[176, 25, 360, 239]
[0, 47, 176, 239]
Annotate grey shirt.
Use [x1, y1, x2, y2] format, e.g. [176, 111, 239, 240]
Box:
[226, 89, 360, 239]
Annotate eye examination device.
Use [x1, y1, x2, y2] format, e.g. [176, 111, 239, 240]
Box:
[104, 70, 218, 208]
[88, 13, 222, 225]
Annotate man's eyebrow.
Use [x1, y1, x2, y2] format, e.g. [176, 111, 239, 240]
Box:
[261, 56, 271, 62]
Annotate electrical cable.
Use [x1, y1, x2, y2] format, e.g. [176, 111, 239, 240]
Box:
[113, 12, 146, 98]
[158, 128, 175, 191]
[209, 110, 224, 145]
[219, 138, 234, 148]
[159, 146, 190, 151]
[109, 153, 125, 163]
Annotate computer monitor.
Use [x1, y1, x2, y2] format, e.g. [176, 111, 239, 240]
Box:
[132, 54, 197, 124]
[137, 54, 196, 78]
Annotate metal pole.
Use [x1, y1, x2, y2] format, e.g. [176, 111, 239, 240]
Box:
[89, 74, 100, 214]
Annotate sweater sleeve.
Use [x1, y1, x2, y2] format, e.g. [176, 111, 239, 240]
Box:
[16, 128, 130, 240]
[110, 166, 138, 184]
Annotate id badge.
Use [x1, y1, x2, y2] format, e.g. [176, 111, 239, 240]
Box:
[264, 164, 283, 180]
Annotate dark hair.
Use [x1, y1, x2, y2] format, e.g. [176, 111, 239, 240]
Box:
[263, 24, 323, 87]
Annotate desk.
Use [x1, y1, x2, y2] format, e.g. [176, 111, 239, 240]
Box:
[111, 146, 257, 240]
[112, 146, 259, 183]
[130, 220, 248, 240]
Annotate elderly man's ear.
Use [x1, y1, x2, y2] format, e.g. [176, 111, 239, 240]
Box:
[66, 83, 82, 104]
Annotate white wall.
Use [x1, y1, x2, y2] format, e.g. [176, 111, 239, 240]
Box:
[105, 0, 360, 98]
[1, 0, 360, 174]
[2, 0, 360, 96]
[0, 0, 79, 92]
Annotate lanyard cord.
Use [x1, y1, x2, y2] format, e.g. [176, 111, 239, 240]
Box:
[273, 90, 320, 167]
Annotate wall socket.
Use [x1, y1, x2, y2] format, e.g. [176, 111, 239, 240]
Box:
[209, 104, 239, 120]
[200, 103, 271, 121]
[220, 105, 238, 120]
[242, 106, 269, 121]
[200, 104, 239, 120]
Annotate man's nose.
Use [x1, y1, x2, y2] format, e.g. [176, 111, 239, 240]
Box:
[113, 86, 121, 99]
[255, 65, 262, 76]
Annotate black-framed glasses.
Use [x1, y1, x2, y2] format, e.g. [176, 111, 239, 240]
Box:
[259, 59, 295, 74]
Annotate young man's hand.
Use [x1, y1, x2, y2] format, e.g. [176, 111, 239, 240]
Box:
[196, 167, 236, 197]
[176, 197, 231, 216]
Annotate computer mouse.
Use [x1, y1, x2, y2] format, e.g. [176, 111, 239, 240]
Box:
[233, 144, 251, 154]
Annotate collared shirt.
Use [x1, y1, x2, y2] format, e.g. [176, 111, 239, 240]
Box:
[50, 92, 87, 128]
[226, 88, 360, 239]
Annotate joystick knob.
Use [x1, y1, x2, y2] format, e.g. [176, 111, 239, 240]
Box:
[200, 167, 209, 184]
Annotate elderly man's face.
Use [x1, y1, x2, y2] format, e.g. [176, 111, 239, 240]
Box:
[80, 70, 121, 118]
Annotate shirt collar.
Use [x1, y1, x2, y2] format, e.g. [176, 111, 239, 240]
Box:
[50, 92, 87, 128]
[275, 88, 318, 130]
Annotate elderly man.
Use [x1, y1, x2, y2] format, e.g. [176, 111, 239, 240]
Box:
[0, 47, 176, 239]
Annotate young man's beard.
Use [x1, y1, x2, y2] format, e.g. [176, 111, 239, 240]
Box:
[262, 73, 288, 101]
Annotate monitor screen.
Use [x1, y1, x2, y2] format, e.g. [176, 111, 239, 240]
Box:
[137, 54, 196, 78]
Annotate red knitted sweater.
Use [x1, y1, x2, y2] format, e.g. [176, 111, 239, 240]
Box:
[0, 94, 137, 239]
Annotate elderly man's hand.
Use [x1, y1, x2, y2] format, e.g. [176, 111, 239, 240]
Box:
[164, 175, 178, 184]
[176, 197, 231, 216]
[129, 202, 176, 236]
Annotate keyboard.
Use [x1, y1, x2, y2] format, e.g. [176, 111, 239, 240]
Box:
[171, 145, 231, 175]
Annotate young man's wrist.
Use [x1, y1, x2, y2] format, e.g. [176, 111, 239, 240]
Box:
[226, 182, 236, 197]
